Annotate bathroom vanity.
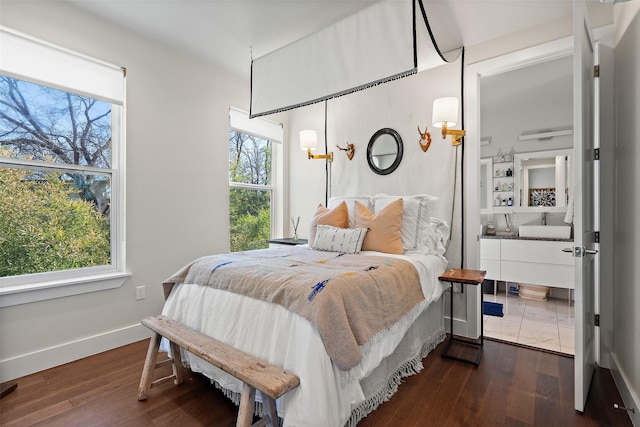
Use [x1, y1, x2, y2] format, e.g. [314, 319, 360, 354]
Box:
[480, 235, 574, 292]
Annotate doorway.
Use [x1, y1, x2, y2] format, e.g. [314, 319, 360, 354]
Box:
[466, 18, 613, 413]
[477, 54, 575, 354]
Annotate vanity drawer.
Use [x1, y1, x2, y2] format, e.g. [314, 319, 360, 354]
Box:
[480, 238, 501, 280]
[501, 261, 574, 289]
[500, 239, 574, 289]
[480, 259, 500, 280]
[480, 238, 500, 259]
[500, 240, 573, 265]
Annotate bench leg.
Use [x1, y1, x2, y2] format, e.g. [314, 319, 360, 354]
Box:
[262, 395, 278, 427]
[236, 382, 256, 427]
[168, 341, 184, 385]
[138, 332, 161, 401]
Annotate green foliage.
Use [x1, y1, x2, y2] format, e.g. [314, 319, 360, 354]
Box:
[0, 157, 111, 277]
[229, 188, 270, 252]
[229, 129, 273, 252]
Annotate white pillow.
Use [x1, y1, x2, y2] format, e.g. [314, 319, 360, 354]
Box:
[373, 194, 438, 251]
[328, 196, 373, 228]
[418, 218, 450, 256]
[312, 225, 368, 254]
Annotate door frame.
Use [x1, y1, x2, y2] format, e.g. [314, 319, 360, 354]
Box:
[463, 37, 573, 340]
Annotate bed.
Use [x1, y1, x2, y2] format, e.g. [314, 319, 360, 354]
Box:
[159, 194, 450, 426]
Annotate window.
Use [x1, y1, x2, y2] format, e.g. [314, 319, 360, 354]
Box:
[228, 108, 283, 252]
[1, 77, 113, 276]
[0, 26, 127, 306]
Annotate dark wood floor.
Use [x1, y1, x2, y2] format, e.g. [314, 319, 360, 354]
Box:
[0, 338, 632, 426]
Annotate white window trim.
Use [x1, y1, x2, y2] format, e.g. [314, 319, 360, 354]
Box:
[0, 272, 131, 308]
[0, 106, 128, 308]
[0, 28, 128, 307]
[229, 108, 284, 239]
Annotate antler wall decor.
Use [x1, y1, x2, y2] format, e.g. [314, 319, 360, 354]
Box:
[336, 142, 355, 160]
[418, 126, 432, 152]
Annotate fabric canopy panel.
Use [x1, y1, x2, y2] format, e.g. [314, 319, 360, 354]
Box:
[250, 0, 461, 118]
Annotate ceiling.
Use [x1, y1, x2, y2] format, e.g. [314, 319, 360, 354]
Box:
[65, 0, 610, 79]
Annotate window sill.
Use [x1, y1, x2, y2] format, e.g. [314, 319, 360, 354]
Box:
[0, 272, 131, 308]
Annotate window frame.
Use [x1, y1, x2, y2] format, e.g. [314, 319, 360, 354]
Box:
[228, 108, 283, 248]
[0, 27, 129, 308]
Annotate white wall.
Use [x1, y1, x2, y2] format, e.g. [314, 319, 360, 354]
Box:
[0, 1, 251, 381]
[286, 61, 463, 267]
[480, 55, 574, 160]
[612, 2, 640, 423]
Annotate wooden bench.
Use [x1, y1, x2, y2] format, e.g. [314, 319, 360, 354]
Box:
[138, 315, 300, 427]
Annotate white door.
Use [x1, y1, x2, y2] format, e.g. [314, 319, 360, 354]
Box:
[572, 0, 598, 412]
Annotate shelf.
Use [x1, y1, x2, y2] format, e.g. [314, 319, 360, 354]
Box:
[491, 206, 515, 213]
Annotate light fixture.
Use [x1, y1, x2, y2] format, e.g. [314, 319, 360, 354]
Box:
[518, 128, 573, 141]
[432, 97, 466, 146]
[300, 129, 333, 162]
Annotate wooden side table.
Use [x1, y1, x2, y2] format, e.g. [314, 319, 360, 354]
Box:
[439, 268, 487, 366]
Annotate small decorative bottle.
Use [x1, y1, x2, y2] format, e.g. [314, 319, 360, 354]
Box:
[291, 216, 300, 241]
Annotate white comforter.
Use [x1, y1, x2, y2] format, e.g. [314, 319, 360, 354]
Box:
[161, 249, 446, 427]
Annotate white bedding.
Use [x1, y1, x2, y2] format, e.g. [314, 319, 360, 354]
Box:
[160, 249, 447, 427]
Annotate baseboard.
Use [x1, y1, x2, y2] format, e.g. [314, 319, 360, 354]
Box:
[0, 323, 151, 383]
[445, 316, 472, 338]
[610, 352, 640, 426]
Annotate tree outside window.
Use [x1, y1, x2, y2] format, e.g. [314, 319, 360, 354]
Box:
[0, 76, 113, 277]
[229, 129, 272, 252]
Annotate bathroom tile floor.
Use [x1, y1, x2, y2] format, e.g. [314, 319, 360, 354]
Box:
[483, 291, 575, 355]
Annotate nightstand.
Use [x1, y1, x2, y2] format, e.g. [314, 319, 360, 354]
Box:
[267, 238, 308, 248]
[439, 268, 487, 366]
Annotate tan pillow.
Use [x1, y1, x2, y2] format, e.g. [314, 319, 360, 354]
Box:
[354, 199, 404, 254]
[308, 201, 349, 246]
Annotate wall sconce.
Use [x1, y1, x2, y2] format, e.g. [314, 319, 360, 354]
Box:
[336, 142, 355, 160]
[300, 129, 333, 162]
[432, 97, 466, 146]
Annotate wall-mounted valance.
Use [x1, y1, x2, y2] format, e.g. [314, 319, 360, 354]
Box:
[250, 0, 461, 118]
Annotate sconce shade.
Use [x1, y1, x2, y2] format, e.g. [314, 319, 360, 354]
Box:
[300, 129, 318, 151]
[432, 97, 459, 128]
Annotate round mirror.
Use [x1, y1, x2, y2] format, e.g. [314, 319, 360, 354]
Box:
[366, 128, 403, 175]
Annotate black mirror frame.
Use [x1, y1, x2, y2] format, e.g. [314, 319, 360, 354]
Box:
[366, 128, 404, 175]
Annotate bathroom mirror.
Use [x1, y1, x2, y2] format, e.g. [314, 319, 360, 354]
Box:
[514, 148, 572, 212]
[366, 128, 403, 175]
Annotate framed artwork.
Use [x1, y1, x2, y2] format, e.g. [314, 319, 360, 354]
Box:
[529, 188, 556, 207]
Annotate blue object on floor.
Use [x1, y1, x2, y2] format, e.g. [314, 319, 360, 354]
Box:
[484, 301, 504, 317]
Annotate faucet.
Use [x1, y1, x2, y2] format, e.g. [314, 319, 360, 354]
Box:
[504, 213, 512, 233]
[541, 212, 547, 225]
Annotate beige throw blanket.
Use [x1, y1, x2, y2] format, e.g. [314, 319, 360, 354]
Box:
[163, 246, 424, 371]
